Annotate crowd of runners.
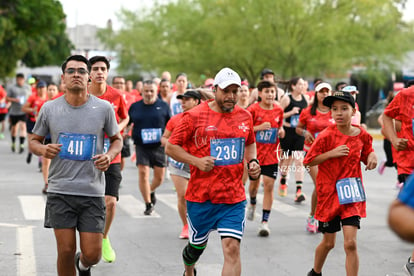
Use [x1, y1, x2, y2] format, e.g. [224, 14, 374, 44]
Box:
[0, 55, 413, 276]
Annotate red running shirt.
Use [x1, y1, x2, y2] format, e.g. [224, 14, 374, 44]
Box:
[169, 100, 255, 204]
[299, 106, 335, 151]
[25, 94, 46, 122]
[0, 85, 8, 114]
[247, 102, 283, 165]
[304, 125, 374, 222]
[96, 85, 128, 164]
[384, 87, 414, 175]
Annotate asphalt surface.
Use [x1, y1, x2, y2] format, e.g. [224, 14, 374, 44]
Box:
[0, 130, 412, 276]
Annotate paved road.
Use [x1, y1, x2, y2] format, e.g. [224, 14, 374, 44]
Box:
[0, 132, 412, 276]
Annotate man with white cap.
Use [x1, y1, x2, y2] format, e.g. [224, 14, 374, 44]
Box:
[166, 67, 261, 276]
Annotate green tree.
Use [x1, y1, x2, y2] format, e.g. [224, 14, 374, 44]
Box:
[99, 0, 414, 86]
[0, 0, 73, 77]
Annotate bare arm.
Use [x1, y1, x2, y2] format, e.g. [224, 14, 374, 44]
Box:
[93, 133, 123, 171]
[161, 129, 171, 147]
[383, 113, 408, 151]
[29, 133, 62, 159]
[388, 199, 414, 243]
[304, 145, 349, 167]
[165, 141, 215, 172]
[244, 142, 261, 180]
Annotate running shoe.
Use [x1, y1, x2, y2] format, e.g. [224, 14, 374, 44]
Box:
[19, 144, 24, 154]
[11, 143, 15, 153]
[150, 192, 157, 205]
[294, 190, 306, 203]
[377, 160, 386, 175]
[102, 237, 116, 263]
[258, 222, 270, 237]
[144, 203, 154, 215]
[396, 181, 404, 190]
[278, 184, 287, 197]
[26, 153, 32, 164]
[405, 257, 414, 276]
[75, 252, 91, 276]
[246, 204, 256, 221]
[306, 216, 318, 233]
[179, 224, 189, 239]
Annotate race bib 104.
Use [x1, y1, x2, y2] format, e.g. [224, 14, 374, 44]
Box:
[256, 128, 278, 144]
[210, 137, 245, 166]
[336, 177, 366, 205]
[103, 138, 110, 153]
[290, 114, 299, 127]
[141, 128, 162, 144]
[58, 132, 97, 161]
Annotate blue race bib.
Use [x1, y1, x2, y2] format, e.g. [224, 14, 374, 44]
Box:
[141, 128, 162, 144]
[0, 102, 6, 108]
[19, 96, 26, 105]
[290, 114, 299, 127]
[336, 177, 366, 205]
[103, 138, 110, 153]
[256, 128, 278, 144]
[210, 137, 245, 166]
[168, 157, 185, 170]
[172, 103, 183, 116]
[58, 132, 97, 161]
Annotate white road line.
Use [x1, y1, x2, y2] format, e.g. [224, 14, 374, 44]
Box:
[17, 226, 36, 276]
[118, 194, 160, 218]
[18, 196, 45, 220]
[255, 194, 309, 218]
[156, 193, 178, 211]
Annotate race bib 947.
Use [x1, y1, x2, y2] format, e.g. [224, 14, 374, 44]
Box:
[58, 132, 97, 161]
[210, 137, 245, 166]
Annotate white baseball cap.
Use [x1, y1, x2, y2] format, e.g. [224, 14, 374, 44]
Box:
[213, 67, 241, 89]
[315, 82, 332, 92]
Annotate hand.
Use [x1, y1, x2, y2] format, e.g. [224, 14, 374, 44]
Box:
[329, 145, 349, 158]
[43, 144, 62, 159]
[248, 161, 261, 180]
[278, 128, 286, 139]
[291, 107, 300, 115]
[93, 153, 112, 171]
[260, 122, 271, 130]
[304, 131, 314, 144]
[391, 138, 408, 151]
[195, 156, 216, 172]
[365, 152, 377, 171]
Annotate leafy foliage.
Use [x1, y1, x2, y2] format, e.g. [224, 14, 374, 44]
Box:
[98, 0, 414, 86]
[0, 0, 73, 77]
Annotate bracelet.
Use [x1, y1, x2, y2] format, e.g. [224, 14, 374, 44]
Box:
[248, 158, 260, 166]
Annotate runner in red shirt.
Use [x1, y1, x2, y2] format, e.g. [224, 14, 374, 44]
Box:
[296, 82, 335, 233]
[166, 67, 260, 276]
[246, 80, 285, 237]
[382, 85, 414, 273]
[304, 91, 377, 276]
[161, 90, 201, 239]
[88, 56, 129, 264]
[0, 84, 9, 140]
[22, 80, 48, 165]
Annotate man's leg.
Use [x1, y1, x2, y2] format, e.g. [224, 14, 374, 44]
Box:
[151, 166, 165, 194]
[221, 237, 241, 276]
[138, 165, 151, 203]
[54, 228, 77, 276]
[79, 232, 103, 267]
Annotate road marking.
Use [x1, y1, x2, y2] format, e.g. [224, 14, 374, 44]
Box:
[255, 194, 309, 218]
[157, 193, 178, 211]
[18, 196, 45, 220]
[118, 194, 160, 218]
[17, 226, 36, 276]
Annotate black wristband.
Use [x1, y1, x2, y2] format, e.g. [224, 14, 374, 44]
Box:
[247, 158, 260, 180]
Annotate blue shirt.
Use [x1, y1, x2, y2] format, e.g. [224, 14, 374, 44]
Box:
[398, 173, 414, 208]
[128, 98, 171, 147]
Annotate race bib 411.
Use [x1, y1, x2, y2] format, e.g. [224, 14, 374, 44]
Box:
[58, 132, 97, 161]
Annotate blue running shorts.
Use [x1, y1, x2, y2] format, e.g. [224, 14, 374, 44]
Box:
[187, 200, 246, 245]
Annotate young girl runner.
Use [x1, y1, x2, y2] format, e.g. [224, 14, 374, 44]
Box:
[296, 82, 335, 233]
[304, 91, 377, 276]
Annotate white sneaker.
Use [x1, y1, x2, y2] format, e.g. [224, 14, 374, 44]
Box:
[258, 222, 270, 237]
[247, 204, 256, 221]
